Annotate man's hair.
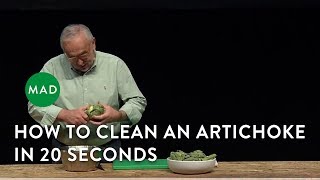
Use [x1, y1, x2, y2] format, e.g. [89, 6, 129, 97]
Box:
[60, 24, 94, 50]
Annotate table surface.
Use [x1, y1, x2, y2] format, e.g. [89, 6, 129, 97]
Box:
[0, 161, 319, 178]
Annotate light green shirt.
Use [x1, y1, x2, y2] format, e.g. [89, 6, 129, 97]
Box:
[28, 51, 147, 146]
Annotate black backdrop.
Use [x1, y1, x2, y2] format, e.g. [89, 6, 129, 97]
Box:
[1, 4, 320, 164]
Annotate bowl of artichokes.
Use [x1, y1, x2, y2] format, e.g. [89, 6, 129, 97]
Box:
[167, 150, 217, 174]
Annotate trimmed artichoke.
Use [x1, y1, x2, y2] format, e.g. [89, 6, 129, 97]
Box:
[85, 103, 105, 119]
[189, 150, 206, 158]
[202, 153, 217, 160]
[170, 150, 186, 161]
[169, 150, 217, 161]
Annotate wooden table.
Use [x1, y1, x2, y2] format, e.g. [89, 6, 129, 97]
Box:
[0, 161, 319, 178]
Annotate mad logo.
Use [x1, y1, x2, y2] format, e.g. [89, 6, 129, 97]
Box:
[25, 72, 60, 107]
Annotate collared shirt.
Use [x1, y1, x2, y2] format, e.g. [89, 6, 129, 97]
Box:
[28, 51, 147, 146]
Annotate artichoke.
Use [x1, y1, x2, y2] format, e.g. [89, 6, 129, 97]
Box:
[184, 156, 202, 161]
[202, 153, 217, 160]
[85, 103, 105, 119]
[169, 150, 217, 161]
[170, 150, 187, 161]
[189, 150, 206, 158]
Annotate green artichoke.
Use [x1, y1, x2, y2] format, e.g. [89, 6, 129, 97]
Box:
[85, 103, 105, 119]
[202, 153, 217, 160]
[170, 150, 186, 161]
[169, 150, 217, 161]
[189, 150, 206, 158]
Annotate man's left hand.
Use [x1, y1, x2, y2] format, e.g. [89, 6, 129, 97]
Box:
[89, 104, 126, 125]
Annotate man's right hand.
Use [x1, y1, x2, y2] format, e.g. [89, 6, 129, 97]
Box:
[57, 106, 88, 126]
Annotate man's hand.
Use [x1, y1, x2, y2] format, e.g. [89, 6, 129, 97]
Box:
[57, 106, 88, 126]
[89, 104, 127, 125]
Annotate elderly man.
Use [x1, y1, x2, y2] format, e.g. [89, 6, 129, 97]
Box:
[28, 24, 147, 161]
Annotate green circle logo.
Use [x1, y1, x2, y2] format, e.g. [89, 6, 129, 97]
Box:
[25, 72, 60, 107]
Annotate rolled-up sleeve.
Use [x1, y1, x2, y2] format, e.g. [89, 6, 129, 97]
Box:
[117, 59, 147, 125]
[28, 102, 62, 126]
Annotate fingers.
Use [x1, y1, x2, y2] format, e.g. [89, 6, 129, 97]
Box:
[80, 111, 89, 121]
[89, 120, 103, 126]
[79, 105, 88, 111]
[78, 117, 88, 125]
[91, 114, 104, 120]
[72, 117, 87, 126]
[76, 109, 89, 125]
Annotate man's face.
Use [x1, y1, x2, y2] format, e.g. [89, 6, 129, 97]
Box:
[63, 32, 96, 72]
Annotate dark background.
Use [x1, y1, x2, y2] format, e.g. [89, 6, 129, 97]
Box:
[1, 1, 320, 164]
